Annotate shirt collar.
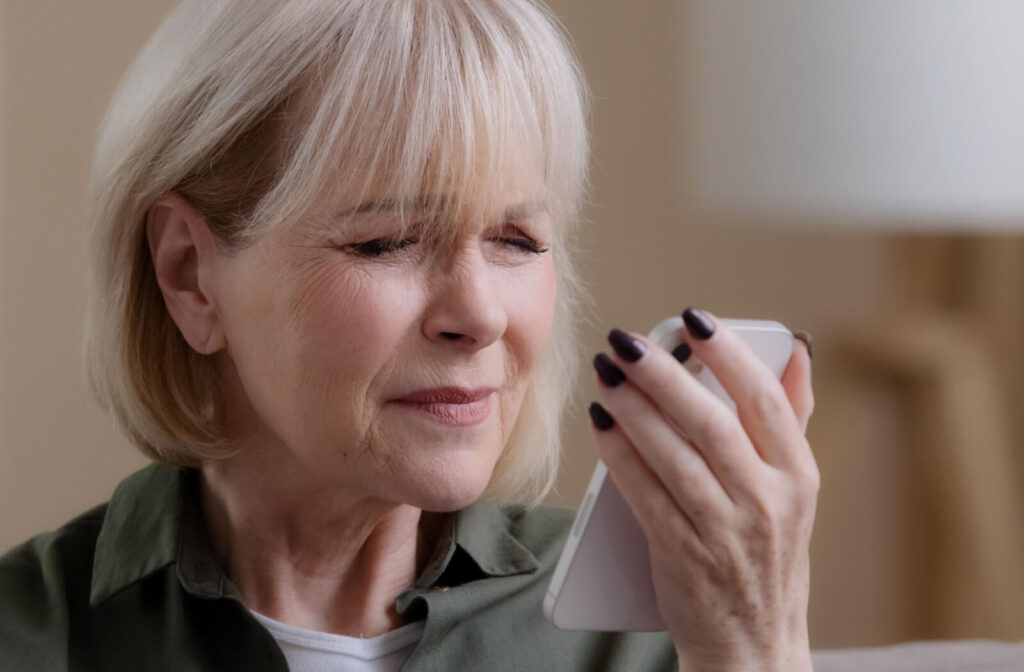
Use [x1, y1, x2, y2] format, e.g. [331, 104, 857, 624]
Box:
[89, 463, 186, 605]
[90, 464, 539, 606]
[453, 504, 539, 578]
[409, 500, 540, 591]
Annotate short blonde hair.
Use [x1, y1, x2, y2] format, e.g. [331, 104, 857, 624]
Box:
[85, 0, 590, 506]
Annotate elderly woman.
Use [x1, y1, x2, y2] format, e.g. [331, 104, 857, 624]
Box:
[0, 0, 816, 670]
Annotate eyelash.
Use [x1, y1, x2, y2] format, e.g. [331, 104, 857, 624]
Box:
[347, 238, 417, 257]
[502, 235, 550, 255]
[345, 232, 549, 258]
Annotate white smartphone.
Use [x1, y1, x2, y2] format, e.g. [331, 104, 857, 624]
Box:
[544, 317, 795, 631]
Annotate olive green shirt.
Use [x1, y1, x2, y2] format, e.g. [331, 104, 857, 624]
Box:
[0, 464, 676, 671]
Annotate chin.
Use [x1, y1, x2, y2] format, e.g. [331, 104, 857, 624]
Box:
[376, 420, 505, 511]
[396, 458, 497, 513]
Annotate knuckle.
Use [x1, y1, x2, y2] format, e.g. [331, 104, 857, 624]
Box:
[748, 386, 790, 425]
[798, 473, 821, 510]
[804, 391, 816, 418]
[800, 461, 822, 496]
[790, 446, 821, 496]
[670, 461, 705, 495]
[644, 359, 680, 401]
[696, 412, 739, 448]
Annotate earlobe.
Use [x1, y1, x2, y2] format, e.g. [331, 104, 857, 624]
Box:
[146, 194, 226, 355]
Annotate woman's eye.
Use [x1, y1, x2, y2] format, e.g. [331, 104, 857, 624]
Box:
[345, 237, 417, 257]
[499, 229, 549, 255]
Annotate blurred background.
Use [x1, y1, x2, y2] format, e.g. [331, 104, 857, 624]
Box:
[2, 0, 1024, 649]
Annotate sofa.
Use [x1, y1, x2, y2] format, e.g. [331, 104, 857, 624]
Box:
[812, 640, 1024, 671]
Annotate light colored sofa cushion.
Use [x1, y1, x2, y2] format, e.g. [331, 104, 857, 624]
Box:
[813, 640, 1024, 671]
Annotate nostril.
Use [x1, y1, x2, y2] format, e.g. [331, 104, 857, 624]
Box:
[440, 332, 462, 341]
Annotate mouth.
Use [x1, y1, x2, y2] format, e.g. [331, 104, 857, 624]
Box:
[392, 386, 497, 427]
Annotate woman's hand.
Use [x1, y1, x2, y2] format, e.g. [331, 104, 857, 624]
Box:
[589, 309, 817, 672]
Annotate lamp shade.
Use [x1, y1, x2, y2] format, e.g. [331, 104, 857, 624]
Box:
[674, 1, 1024, 230]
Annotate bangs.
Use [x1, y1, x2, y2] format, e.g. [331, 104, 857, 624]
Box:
[253, 0, 587, 243]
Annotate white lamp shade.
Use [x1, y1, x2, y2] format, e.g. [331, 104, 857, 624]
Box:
[674, 1, 1024, 230]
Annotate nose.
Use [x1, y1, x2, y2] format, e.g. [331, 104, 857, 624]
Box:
[422, 247, 507, 352]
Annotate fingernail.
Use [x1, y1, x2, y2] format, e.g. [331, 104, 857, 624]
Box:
[794, 330, 814, 360]
[672, 343, 692, 364]
[593, 353, 626, 387]
[589, 402, 615, 431]
[608, 328, 646, 363]
[682, 308, 716, 340]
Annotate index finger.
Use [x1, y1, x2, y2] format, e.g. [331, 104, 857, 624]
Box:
[603, 329, 768, 498]
[681, 309, 808, 470]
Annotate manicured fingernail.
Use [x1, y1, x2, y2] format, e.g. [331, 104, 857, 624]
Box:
[593, 353, 626, 387]
[682, 308, 715, 340]
[608, 328, 646, 363]
[794, 330, 814, 360]
[672, 343, 692, 364]
[589, 402, 615, 431]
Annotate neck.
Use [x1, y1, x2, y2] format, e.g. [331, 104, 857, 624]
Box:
[199, 449, 444, 638]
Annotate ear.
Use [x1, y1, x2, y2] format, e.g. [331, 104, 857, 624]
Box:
[146, 193, 227, 355]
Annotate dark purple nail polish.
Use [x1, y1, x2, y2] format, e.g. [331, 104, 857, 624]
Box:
[682, 308, 715, 340]
[608, 328, 646, 363]
[589, 402, 615, 431]
[593, 353, 626, 387]
[794, 330, 814, 360]
[672, 343, 692, 364]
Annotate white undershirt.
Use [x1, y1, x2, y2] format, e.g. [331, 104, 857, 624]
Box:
[251, 610, 425, 672]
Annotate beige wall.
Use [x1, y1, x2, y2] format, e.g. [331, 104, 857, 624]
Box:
[3, 0, 1020, 650]
[0, 1, 157, 548]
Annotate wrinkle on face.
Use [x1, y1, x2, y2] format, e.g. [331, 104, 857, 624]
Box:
[211, 165, 558, 510]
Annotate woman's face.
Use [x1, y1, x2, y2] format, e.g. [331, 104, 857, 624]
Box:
[209, 170, 557, 511]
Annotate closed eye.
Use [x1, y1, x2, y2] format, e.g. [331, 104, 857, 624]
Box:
[342, 229, 547, 257]
[496, 226, 549, 255]
[344, 237, 418, 257]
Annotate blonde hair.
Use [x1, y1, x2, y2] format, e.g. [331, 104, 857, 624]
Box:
[85, 0, 590, 506]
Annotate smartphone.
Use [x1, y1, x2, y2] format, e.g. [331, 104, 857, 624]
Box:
[544, 317, 795, 631]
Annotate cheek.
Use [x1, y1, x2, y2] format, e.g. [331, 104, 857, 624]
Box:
[284, 260, 422, 386]
[223, 251, 426, 446]
[502, 259, 558, 372]
[289, 264, 381, 352]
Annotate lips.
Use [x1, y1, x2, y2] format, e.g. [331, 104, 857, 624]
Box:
[393, 386, 496, 426]
[398, 386, 496, 404]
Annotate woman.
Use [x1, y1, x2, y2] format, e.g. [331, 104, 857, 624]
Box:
[0, 0, 817, 670]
